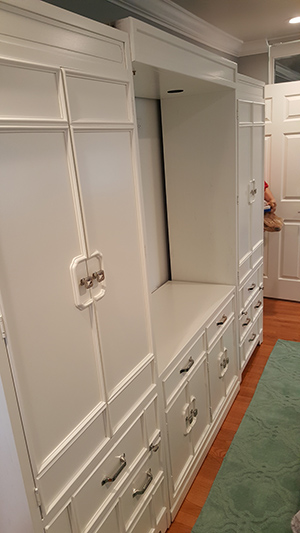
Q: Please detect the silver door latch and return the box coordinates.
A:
[80,276,94,289]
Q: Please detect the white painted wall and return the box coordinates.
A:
[135,98,170,292]
[238,53,268,83]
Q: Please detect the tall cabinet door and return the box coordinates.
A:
[64,71,151,396]
[238,100,264,282]
[0,58,151,521]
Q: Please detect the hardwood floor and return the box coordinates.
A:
[167,297,300,532]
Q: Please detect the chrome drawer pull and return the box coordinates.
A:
[149,432,161,453]
[101,453,126,485]
[132,469,153,497]
[242,317,251,327]
[216,314,227,326]
[249,333,256,342]
[180,356,194,374]
[248,283,256,291]
[254,300,262,309]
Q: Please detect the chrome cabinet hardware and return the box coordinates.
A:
[149,442,160,452]
[132,469,153,497]
[92,269,105,283]
[249,333,257,342]
[254,300,262,309]
[248,283,256,291]
[242,317,251,327]
[219,348,229,378]
[80,276,94,289]
[180,356,194,374]
[216,314,227,326]
[185,407,198,425]
[149,432,161,453]
[101,453,126,485]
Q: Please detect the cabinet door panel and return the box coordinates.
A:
[73,130,150,396]
[0,131,103,471]
[222,320,237,395]
[187,359,210,455]
[207,340,226,420]
[251,125,264,251]
[165,387,192,494]
[238,126,252,264]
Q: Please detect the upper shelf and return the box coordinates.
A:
[115,17,237,99]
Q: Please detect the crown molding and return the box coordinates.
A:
[239,39,269,57]
[108,0,243,57]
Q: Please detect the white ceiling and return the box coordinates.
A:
[171,0,300,44]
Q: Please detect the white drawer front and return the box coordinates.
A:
[73,417,145,532]
[45,506,72,533]
[162,333,205,407]
[251,295,263,321]
[120,452,162,531]
[239,308,252,341]
[240,316,261,370]
[239,266,263,312]
[206,296,235,349]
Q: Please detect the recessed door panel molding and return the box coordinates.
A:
[265,97,273,123]
[283,134,300,199]
[72,129,151,396]
[0,59,65,121]
[279,222,300,280]
[285,93,300,120]
[0,130,105,475]
[64,72,131,124]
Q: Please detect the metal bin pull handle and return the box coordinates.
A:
[101,453,126,485]
[249,333,257,342]
[132,469,153,497]
[180,356,194,374]
[216,314,227,326]
[248,283,256,291]
[242,317,251,327]
[254,300,262,309]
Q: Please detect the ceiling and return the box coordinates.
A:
[171,0,300,44]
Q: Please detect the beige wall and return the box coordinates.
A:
[238,53,268,84]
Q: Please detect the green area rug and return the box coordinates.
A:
[192,339,300,533]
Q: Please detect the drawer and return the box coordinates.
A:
[120,451,162,530]
[240,313,262,370]
[127,475,167,533]
[45,506,72,533]
[162,333,205,407]
[206,296,235,349]
[238,307,252,341]
[88,502,120,533]
[73,416,145,532]
[239,266,262,312]
[251,295,263,321]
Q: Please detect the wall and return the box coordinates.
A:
[135,98,170,293]
[238,53,268,84]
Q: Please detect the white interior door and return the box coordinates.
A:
[264,81,300,301]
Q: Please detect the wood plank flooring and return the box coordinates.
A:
[167,297,300,532]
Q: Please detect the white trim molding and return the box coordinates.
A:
[108,0,243,57]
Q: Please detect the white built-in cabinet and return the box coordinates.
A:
[237,74,265,371]
[0,4,264,533]
[0,3,166,533]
